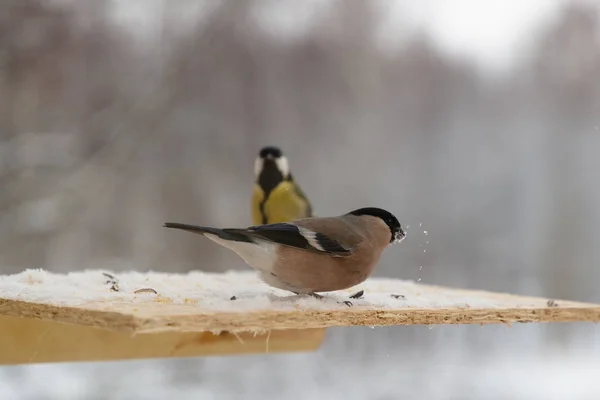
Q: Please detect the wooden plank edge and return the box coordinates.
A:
[131,306,600,333]
[0,315,327,365]
[2,298,599,334]
[0,298,137,332]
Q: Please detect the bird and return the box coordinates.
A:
[164,207,405,305]
[252,146,313,226]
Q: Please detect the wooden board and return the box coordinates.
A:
[1,271,599,365]
[0,314,325,365]
[1,282,599,334]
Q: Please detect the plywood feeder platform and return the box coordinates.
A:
[0,269,598,365]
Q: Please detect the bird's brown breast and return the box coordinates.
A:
[272,244,381,293]
[271,215,391,293]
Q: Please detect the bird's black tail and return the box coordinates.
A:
[163,223,255,243]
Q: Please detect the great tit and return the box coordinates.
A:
[164,207,405,304]
[252,146,313,225]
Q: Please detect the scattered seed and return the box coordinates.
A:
[134,288,158,295]
[349,290,364,299]
[391,294,405,299]
[103,272,119,292]
[230,296,237,301]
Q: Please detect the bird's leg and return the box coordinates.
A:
[292,291,325,299]
[290,291,323,299]
[292,291,350,306]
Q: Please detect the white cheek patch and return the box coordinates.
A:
[275,156,290,177]
[254,158,263,177]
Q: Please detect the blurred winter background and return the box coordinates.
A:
[1,0,600,398]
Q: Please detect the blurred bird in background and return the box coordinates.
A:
[165,207,405,305]
[251,146,313,225]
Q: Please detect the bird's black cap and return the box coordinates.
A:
[348,207,405,243]
[259,146,283,159]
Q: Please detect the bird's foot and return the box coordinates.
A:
[290,291,324,299]
[292,291,349,305]
[349,290,364,299]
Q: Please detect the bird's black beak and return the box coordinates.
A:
[393,228,406,244]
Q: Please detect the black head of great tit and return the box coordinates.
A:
[252,146,313,225]
[164,207,405,303]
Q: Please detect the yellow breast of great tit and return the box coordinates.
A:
[252,146,313,225]
[252,180,312,225]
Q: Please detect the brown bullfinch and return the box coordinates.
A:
[164,207,405,304]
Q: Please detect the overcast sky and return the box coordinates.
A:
[387,0,567,72]
[109,0,593,74]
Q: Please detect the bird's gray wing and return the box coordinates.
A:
[235,223,353,256]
